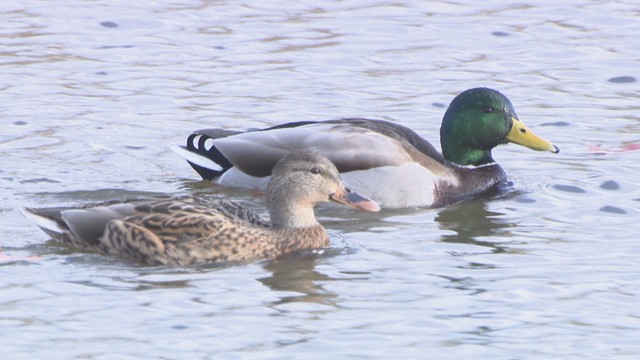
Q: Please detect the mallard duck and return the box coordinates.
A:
[174,87,559,209]
[21,152,380,265]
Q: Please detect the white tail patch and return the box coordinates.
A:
[169,145,224,172]
[20,208,64,233]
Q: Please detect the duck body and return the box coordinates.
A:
[23,152,379,265]
[208,121,506,208]
[175,88,558,209]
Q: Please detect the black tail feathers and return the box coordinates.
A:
[185,132,235,180]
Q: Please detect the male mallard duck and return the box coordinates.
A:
[174,88,559,209]
[21,152,380,265]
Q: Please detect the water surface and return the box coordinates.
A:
[1,0,639,358]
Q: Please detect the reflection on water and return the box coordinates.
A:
[259,256,338,308]
[435,199,519,254]
[71,276,192,292]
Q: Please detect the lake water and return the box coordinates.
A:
[1,0,639,358]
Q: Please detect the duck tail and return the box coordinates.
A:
[172,129,241,180]
[20,207,77,245]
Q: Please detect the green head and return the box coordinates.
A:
[439,88,559,166]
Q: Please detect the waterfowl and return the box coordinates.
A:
[174,87,559,209]
[21,152,380,265]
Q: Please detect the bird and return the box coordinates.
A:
[21,152,380,266]
[173,87,559,209]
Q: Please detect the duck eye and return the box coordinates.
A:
[310,167,321,175]
[482,107,494,113]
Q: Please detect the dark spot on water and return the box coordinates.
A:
[432,102,446,108]
[553,184,586,193]
[491,31,509,37]
[515,197,536,204]
[541,121,570,127]
[339,270,370,275]
[213,45,226,50]
[13,120,27,125]
[97,45,134,49]
[465,262,497,269]
[599,180,620,191]
[124,146,146,150]
[599,205,626,214]
[607,76,636,84]
[19,178,61,184]
[100,21,118,28]
[276,339,308,346]
[171,325,188,330]
[96,71,108,75]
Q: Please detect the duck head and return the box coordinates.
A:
[267,152,380,228]
[440,88,559,167]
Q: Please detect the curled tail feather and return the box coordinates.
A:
[174,129,242,180]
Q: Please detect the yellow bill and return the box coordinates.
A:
[507,117,559,153]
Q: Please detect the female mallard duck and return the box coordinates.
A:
[21,152,380,266]
[174,87,559,209]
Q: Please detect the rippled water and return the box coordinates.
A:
[2,0,639,358]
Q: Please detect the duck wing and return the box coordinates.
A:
[269,118,446,164]
[180,118,449,179]
[22,197,269,252]
[100,198,273,265]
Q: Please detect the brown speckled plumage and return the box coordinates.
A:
[22,152,379,265]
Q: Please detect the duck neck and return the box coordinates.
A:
[272,225,329,255]
[267,199,329,254]
[442,144,495,167]
[268,202,319,230]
